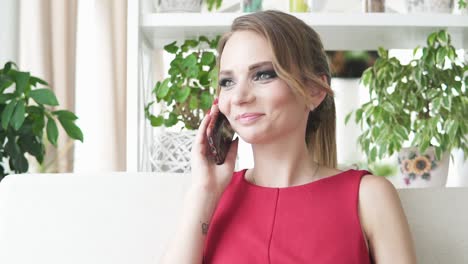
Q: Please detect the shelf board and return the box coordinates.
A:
[141,12,468,50]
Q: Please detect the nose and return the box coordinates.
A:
[231,77,254,105]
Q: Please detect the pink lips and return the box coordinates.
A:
[236,113,264,124]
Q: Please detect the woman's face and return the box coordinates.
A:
[217,30,310,145]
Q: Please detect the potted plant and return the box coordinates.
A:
[206,0,223,11]
[155,0,223,12]
[0,62,83,181]
[144,35,220,172]
[345,29,467,187]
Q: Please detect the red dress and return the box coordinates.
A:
[203,169,372,264]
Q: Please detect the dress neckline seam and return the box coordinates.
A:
[239,168,355,190]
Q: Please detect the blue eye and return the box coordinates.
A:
[219,78,234,88]
[254,70,277,81]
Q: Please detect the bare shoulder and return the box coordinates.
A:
[359,174,399,202]
[358,174,417,263]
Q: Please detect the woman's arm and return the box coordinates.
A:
[159,185,221,264]
[159,104,238,263]
[359,174,418,264]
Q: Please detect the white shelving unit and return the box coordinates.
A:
[127,0,468,171]
[141,12,468,50]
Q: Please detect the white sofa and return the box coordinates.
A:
[0,172,467,264]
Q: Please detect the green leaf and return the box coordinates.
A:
[164,113,178,127]
[436,47,447,66]
[58,117,83,142]
[0,93,16,103]
[156,79,170,100]
[29,89,59,106]
[182,54,197,68]
[174,86,191,103]
[52,110,78,120]
[435,146,443,161]
[0,75,14,93]
[150,115,164,127]
[200,91,213,110]
[32,115,45,136]
[187,66,200,79]
[11,100,25,131]
[394,125,408,142]
[29,76,48,86]
[199,36,210,44]
[209,68,219,89]
[1,100,17,129]
[5,138,29,173]
[152,81,161,94]
[419,139,430,154]
[381,101,395,113]
[163,41,178,54]
[442,96,451,110]
[18,135,44,161]
[412,45,421,57]
[199,71,210,86]
[14,71,30,95]
[181,39,199,52]
[210,35,221,49]
[46,117,58,146]
[427,31,437,47]
[377,47,388,59]
[447,121,458,141]
[344,111,353,125]
[369,147,377,163]
[355,108,364,123]
[437,30,448,44]
[432,97,442,111]
[201,52,215,66]
[189,96,199,110]
[3,61,17,73]
[361,68,372,86]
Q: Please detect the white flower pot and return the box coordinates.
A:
[149,129,240,173]
[149,130,197,173]
[333,78,368,166]
[154,0,203,12]
[407,0,454,13]
[396,146,450,188]
[451,148,468,186]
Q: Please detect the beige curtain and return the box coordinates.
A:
[73,0,127,172]
[19,0,77,172]
[18,0,127,172]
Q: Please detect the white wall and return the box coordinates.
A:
[0,0,18,64]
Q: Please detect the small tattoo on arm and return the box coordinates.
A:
[202,222,209,235]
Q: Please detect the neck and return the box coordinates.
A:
[249,140,320,188]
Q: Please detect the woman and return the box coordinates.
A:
[160,10,417,264]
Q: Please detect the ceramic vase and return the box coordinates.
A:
[397,146,450,188]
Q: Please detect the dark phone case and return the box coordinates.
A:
[207,113,235,165]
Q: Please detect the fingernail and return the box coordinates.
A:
[213,98,218,105]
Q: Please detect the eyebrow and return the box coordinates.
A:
[219,61,273,76]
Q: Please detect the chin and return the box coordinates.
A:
[236,130,269,145]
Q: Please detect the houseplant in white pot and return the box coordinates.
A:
[0,62,83,181]
[155,0,224,12]
[145,35,220,173]
[346,29,467,188]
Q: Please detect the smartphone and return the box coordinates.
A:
[206,110,235,165]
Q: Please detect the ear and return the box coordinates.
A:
[307,75,328,111]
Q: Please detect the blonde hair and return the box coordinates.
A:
[216,10,337,168]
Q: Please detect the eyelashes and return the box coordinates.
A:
[218,70,278,89]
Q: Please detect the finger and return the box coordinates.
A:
[225,137,239,164]
[195,114,211,146]
[206,104,219,137]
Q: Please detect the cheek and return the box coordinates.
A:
[217,96,230,117]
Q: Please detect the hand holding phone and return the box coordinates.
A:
[206,102,235,165]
